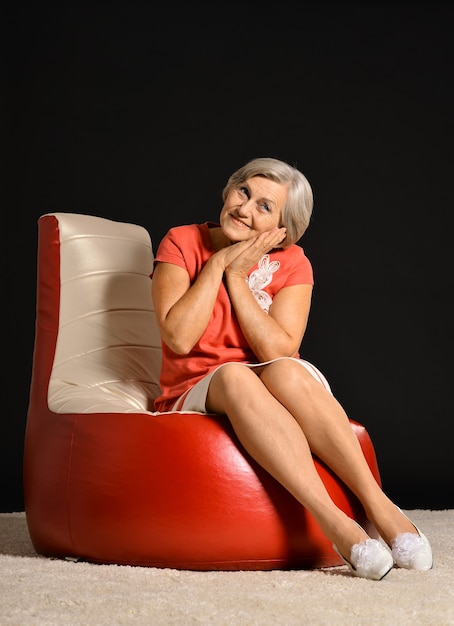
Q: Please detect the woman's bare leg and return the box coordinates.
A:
[206,363,372,559]
[257,359,417,545]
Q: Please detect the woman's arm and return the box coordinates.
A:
[152,236,259,354]
[221,229,312,361]
[152,227,311,359]
[226,272,312,361]
[151,256,224,354]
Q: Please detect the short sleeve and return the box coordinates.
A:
[276,245,314,287]
[153,227,188,272]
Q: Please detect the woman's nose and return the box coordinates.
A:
[237,199,254,216]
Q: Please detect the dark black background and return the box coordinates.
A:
[3,2,452,512]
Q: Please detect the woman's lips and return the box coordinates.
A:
[230,214,250,228]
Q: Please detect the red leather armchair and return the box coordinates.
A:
[24,212,382,570]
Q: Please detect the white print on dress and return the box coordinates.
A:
[247,254,280,313]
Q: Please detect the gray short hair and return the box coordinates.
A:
[222,157,313,247]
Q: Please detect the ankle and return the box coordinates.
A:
[333,519,369,560]
[366,501,417,545]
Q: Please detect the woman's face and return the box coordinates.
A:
[219,176,287,243]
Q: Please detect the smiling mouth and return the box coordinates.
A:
[230,214,250,228]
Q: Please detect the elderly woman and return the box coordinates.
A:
[151,157,432,580]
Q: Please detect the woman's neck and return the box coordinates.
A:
[208,226,232,251]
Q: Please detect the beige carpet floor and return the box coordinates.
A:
[1,510,453,625]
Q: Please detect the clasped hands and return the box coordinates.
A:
[218,227,287,278]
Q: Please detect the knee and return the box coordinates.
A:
[209,363,260,412]
[214,363,256,389]
[261,359,317,394]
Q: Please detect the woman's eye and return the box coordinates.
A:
[260,203,270,212]
[238,186,249,198]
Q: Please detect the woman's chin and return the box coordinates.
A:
[222,226,253,243]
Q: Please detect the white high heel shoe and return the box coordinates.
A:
[333,524,394,581]
[391,508,433,571]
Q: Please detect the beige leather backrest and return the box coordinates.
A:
[47,213,161,414]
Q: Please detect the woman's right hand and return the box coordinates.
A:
[217,227,287,278]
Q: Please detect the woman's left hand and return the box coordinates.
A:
[225,227,286,278]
